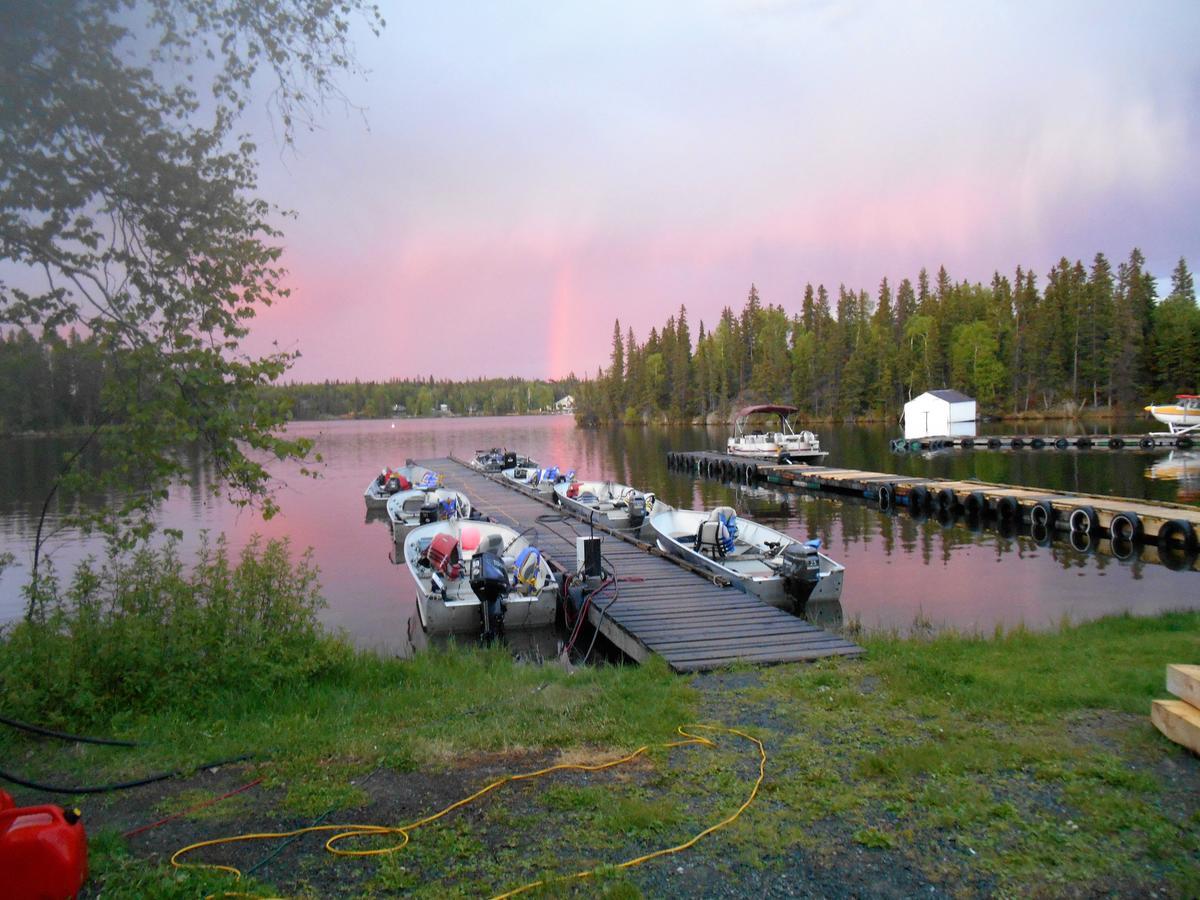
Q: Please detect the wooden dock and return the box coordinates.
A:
[667,451,1200,558]
[889,432,1192,452]
[423,457,864,673]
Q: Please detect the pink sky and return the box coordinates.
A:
[240,0,1200,382]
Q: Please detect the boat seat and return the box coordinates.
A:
[480,533,504,555]
[695,520,726,558]
[402,494,426,514]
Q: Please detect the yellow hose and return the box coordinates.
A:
[171,723,766,899]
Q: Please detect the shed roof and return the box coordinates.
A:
[923,389,974,404]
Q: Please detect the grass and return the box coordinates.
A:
[3,611,1198,897]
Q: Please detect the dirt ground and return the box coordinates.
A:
[34,669,1200,898]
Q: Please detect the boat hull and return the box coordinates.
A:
[387,489,472,551]
[404,520,557,635]
[552,481,647,530]
[364,465,440,510]
[725,445,829,463]
[648,508,844,611]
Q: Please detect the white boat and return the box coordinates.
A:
[501,465,573,494]
[471,448,537,472]
[386,488,472,549]
[1145,395,1200,434]
[403,519,557,637]
[727,404,827,463]
[364,464,441,510]
[552,480,652,530]
[647,506,844,612]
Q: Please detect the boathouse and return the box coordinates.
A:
[903,389,976,439]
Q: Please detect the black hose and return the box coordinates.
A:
[0,755,254,795]
[0,713,138,747]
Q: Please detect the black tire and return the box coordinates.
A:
[960,438,973,449]
[997,496,1020,521]
[1054,438,1069,449]
[1139,436,1155,449]
[1177,436,1194,450]
[909,440,923,452]
[1031,437,1045,450]
[1157,518,1197,551]
[1068,505,1099,536]
[1030,500,1056,529]
[1109,437,1125,450]
[1011,438,1025,449]
[747,464,758,481]
[877,483,895,512]
[1031,522,1052,546]
[936,487,957,512]
[964,490,987,516]
[987,437,1002,449]
[909,484,930,513]
[1109,510,1143,543]
[1076,437,1093,448]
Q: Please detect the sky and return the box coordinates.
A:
[239,0,1200,382]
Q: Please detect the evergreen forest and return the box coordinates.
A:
[3,249,1197,434]
[574,249,1200,424]
[0,327,576,433]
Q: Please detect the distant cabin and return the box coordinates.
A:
[554,394,576,413]
[902,390,977,440]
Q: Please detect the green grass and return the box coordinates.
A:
[4,611,1198,897]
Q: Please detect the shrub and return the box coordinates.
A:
[0,535,348,726]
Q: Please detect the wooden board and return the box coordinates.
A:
[1151,699,1200,754]
[1166,664,1200,709]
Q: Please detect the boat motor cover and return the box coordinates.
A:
[418,505,438,525]
[779,542,820,579]
[628,495,647,525]
[469,552,509,600]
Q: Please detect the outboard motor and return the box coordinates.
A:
[502,451,517,470]
[385,476,402,494]
[469,551,509,641]
[627,494,647,528]
[419,504,438,525]
[778,541,821,611]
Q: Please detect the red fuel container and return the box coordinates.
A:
[0,790,87,900]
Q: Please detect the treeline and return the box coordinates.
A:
[0,331,578,432]
[576,249,1200,424]
[269,376,579,419]
[0,329,106,432]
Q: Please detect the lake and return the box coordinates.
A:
[1,415,1198,653]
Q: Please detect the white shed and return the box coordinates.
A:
[902,390,977,440]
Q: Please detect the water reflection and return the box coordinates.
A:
[0,417,1197,643]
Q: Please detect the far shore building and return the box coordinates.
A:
[902,390,977,439]
[554,394,576,414]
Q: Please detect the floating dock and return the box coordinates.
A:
[667,451,1200,557]
[423,457,863,672]
[890,432,1192,452]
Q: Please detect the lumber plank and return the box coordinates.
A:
[1151,699,1200,754]
[1166,664,1200,709]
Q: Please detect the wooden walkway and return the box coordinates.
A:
[667,451,1200,564]
[890,432,1192,452]
[424,457,864,673]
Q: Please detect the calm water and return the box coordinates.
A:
[1,416,1197,651]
